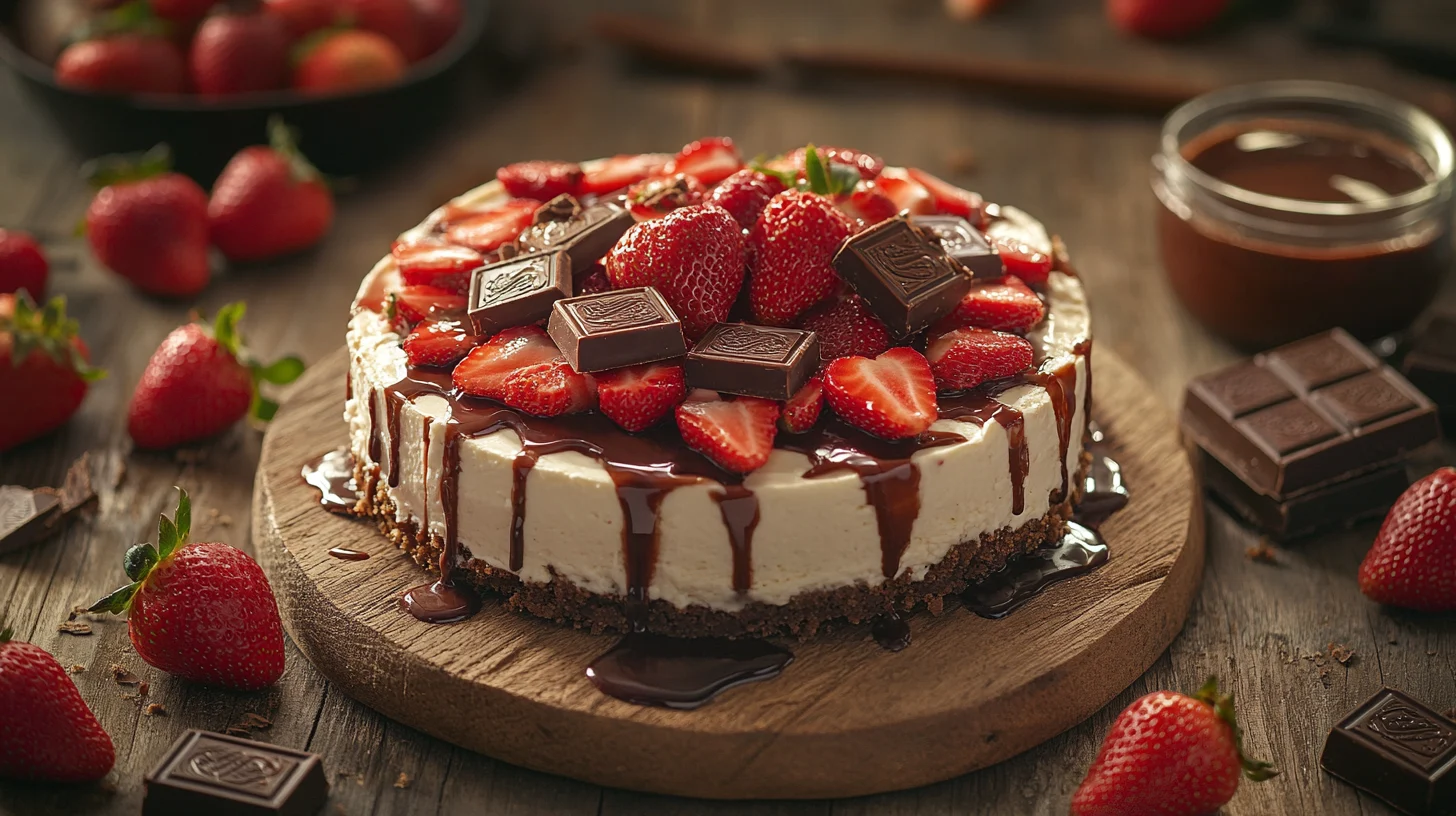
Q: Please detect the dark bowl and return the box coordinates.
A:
[0,0,490,182]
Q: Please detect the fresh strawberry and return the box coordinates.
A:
[502,359,596,417]
[412,0,463,57]
[263,0,339,38]
[626,174,706,221]
[209,118,334,262]
[443,198,537,252]
[874,167,936,215]
[1359,467,1456,611]
[0,628,115,782]
[393,284,465,323]
[189,10,292,96]
[706,168,786,230]
[770,146,884,180]
[577,154,668,196]
[799,292,891,365]
[55,34,186,95]
[676,394,780,473]
[780,377,823,433]
[392,240,482,294]
[293,29,408,93]
[748,189,854,325]
[944,0,1006,19]
[906,168,984,222]
[0,229,48,299]
[451,325,561,400]
[990,234,1053,286]
[1106,0,1231,40]
[85,147,212,297]
[0,294,103,452]
[664,137,743,187]
[925,327,1033,391]
[402,320,480,368]
[576,263,612,295]
[127,303,304,449]
[605,204,746,339]
[337,0,425,61]
[938,275,1045,333]
[597,363,686,432]
[151,0,216,22]
[822,347,937,439]
[839,180,899,226]
[91,489,286,690]
[497,160,583,201]
[1072,678,1276,816]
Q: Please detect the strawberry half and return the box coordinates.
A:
[822,347,937,439]
[838,180,899,226]
[906,167,985,223]
[402,320,481,368]
[926,327,1034,391]
[597,362,687,432]
[497,160,583,201]
[393,285,467,324]
[451,325,561,401]
[939,274,1045,333]
[1359,467,1456,611]
[874,167,936,215]
[605,204,746,339]
[578,154,668,196]
[392,240,483,295]
[780,377,824,433]
[990,235,1053,286]
[799,292,892,366]
[626,173,706,221]
[443,198,537,252]
[676,394,781,473]
[502,359,596,417]
[664,137,743,186]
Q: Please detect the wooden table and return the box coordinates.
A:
[2,1,1453,813]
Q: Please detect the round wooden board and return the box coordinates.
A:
[253,347,1203,800]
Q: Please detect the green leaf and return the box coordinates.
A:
[251,394,281,423]
[88,583,137,615]
[803,144,830,196]
[82,144,173,190]
[211,302,247,359]
[826,162,860,196]
[0,627,11,644]
[254,356,305,386]
[173,487,191,548]
[746,156,797,188]
[157,513,179,560]
[269,116,325,185]
[0,293,107,381]
[123,543,158,582]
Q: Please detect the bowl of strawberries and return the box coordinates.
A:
[0,0,488,180]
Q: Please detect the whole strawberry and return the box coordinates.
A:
[293,29,409,94]
[263,0,338,38]
[1072,678,1276,816]
[748,147,857,325]
[412,0,463,57]
[151,0,217,22]
[1107,0,1230,40]
[0,294,104,452]
[0,229,49,298]
[210,118,334,262]
[55,34,187,95]
[605,204,746,340]
[338,0,425,62]
[91,489,286,690]
[0,628,115,782]
[85,146,212,297]
[707,168,786,230]
[189,9,292,96]
[1359,467,1456,611]
[127,303,304,449]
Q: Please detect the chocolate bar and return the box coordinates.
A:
[0,485,61,554]
[143,730,328,816]
[1182,329,1439,499]
[1197,450,1409,540]
[911,215,1004,279]
[547,287,687,373]
[1403,311,1456,419]
[515,199,633,274]
[685,323,820,400]
[1320,688,1456,815]
[832,215,972,336]
[466,252,571,335]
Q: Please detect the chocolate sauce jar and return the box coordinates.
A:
[1153,81,1454,350]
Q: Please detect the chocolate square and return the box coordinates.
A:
[1316,371,1420,428]
[0,485,61,554]
[144,730,328,816]
[1321,688,1456,815]
[466,252,571,335]
[685,323,820,400]
[1198,450,1409,540]
[1237,401,1340,456]
[833,216,973,336]
[1188,365,1295,421]
[1265,330,1373,390]
[911,215,1004,279]
[515,200,633,274]
[547,287,687,372]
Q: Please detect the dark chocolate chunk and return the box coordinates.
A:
[832,215,973,336]
[1182,329,1438,498]
[1404,311,1456,418]
[0,486,62,554]
[466,252,571,335]
[685,323,820,400]
[911,215,1004,279]
[533,193,582,224]
[1198,450,1409,540]
[547,286,687,372]
[144,729,328,816]
[515,200,633,274]
[1320,688,1456,815]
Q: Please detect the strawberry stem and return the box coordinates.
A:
[90,487,192,616]
[1,292,106,381]
[199,302,306,423]
[267,116,325,186]
[801,144,860,197]
[82,144,173,190]
[1194,676,1280,782]
[68,0,171,46]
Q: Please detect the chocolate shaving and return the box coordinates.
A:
[57,452,96,514]
[145,702,167,717]
[109,664,141,685]
[394,772,412,789]
[67,664,85,674]
[1245,542,1279,564]
[1327,642,1357,665]
[57,621,92,636]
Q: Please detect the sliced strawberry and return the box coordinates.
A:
[821,347,937,439]
[780,377,823,433]
[451,325,561,400]
[676,395,780,473]
[394,285,466,324]
[990,235,1053,286]
[771,146,885,180]
[664,137,743,187]
[497,160,583,201]
[906,168,985,223]
[800,292,892,365]
[502,359,596,417]
[626,173,706,221]
[392,240,483,295]
[597,362,686,432]
[402,320,481,368]
[925,327,1034,391]
[938,275,1046,333]
[838,180,899,226]
[443,199,538,252]
[706,168,786,230]
[872,168,935,215]
[578,154,668,196]
[576,263,613,295]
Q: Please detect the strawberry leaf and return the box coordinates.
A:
[202,303,306,426]
[211,302,246,359]
[123,543,158,582]
[268,116,325,186]
[801,144,857,197]
[82,144,173,190]
[173,487,191,546]
[1,292,107,381]
[88,583,138,615]
[1194,676,1280,783]
[254,356,306,386]
[252,395,281,423]
[803,144,830,195]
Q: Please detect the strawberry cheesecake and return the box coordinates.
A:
[344,138,1092,637]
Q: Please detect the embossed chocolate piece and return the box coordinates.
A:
[685,323,820,399]
[832,215,973,336]
[466,252,571,335]
[144,729,328,816]
[911,214,1004,279]
[515,200,633,273]
[0,485,61,554]
[1321,688,1456,815]
[547,286,687,372]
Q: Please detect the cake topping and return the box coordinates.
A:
[532,193,582,224]
[684,323,820,400]
[496,160,584,201]
[926,328,1036,392]
[675,392,781,473]
[465,251,572,335]
[821,347,938,440]
[748,185,855,326]
[548,287,688,373]
[515,199,634,274]
[912,214,1003,279]
[832,215,972,336]
[604,204,747,339]
[934,275,1045,334]
[442,198,537,252]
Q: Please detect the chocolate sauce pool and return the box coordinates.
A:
[301,449,364,514]
[585,633,794,710]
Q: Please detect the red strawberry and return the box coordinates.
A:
[91,489,286,690]
[799,292,891,365]
[189,10,291,96]
[412,0,463,57]
[626,173,706,221]
[990,234,1053,286]
[822,347,937,439]
[402,320,480,368]
[748,189,854,325]
[1071,678,1276,816]
[906,168,984,222]
[209,118,334,262]
[1359,467,1456,611]
[944,0,1007,19]
[127,303,304,449]
[676,394,780,473]
[874,167,936,215]
[577,154,668,197]
[392,240,481,293]
[780,377,823,433]
[1106,0,1230,40]
[664,137,743,187]
[706,168,786,230]
[55,35,186,95]
[925,327,1033,391]
[502,359,596,417]
[605,204,746,340]
[838,180,899,226]
[444,198,537,252]
[497,160,584,201]
[0,229,48,299]
[938,275,1045,333]
[771,146,885,180]
[263,0,339,38]
[451,325,561,400]
[0,294,103,452]
[151,0,216,22]
[597,363,686,432]
[85,147,211,298]
[393,284,466,323]
[293,29,408,93]
[338,0,425,61]
[0,628,115,782]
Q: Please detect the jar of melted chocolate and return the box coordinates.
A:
[1153,81,1454,350]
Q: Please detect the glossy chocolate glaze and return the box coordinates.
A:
[327,547,371,561]
[585,632,794,709]
[301,449,363,515]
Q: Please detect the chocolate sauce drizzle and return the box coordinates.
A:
[871,612,912,652]
[585,632,794,710]
[328,547,371,561]
[301,449,363,515]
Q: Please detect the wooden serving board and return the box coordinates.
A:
[252,347,1203,800]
